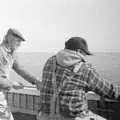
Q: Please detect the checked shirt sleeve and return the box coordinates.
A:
[86,64,118,99]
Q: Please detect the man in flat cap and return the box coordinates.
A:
[0,28,40,120]
[40,36,119,120]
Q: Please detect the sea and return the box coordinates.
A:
[9,52,120,94]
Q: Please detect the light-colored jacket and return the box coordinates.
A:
[0,44,38,120]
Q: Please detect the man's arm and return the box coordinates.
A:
[0,77,24,90]
[86,64,118,99]
[12,59,41,86]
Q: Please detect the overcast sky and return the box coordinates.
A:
[0,0,120,52]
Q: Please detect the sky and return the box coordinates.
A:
[0,0,120,52]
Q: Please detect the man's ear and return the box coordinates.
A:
[5,34,11,42]
[2,34,10,45]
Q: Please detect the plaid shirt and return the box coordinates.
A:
[40,55,117,117]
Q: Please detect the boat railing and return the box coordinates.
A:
[5,84,120,120]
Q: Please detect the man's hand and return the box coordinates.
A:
[117,95,120,101]
[12,82,24,90]
[35,80,41,90]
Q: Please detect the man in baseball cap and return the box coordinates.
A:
[40,36,118,120]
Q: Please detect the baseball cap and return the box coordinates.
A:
[65,37,92,55]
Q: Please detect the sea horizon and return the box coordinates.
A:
[10,51,120,94]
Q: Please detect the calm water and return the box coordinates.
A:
[10,52,120,86]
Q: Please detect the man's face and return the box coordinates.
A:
[77,49,86,56]
[77,49,87,62]
[7,34,22,51]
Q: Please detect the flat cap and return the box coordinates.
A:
[7,28,25,41]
